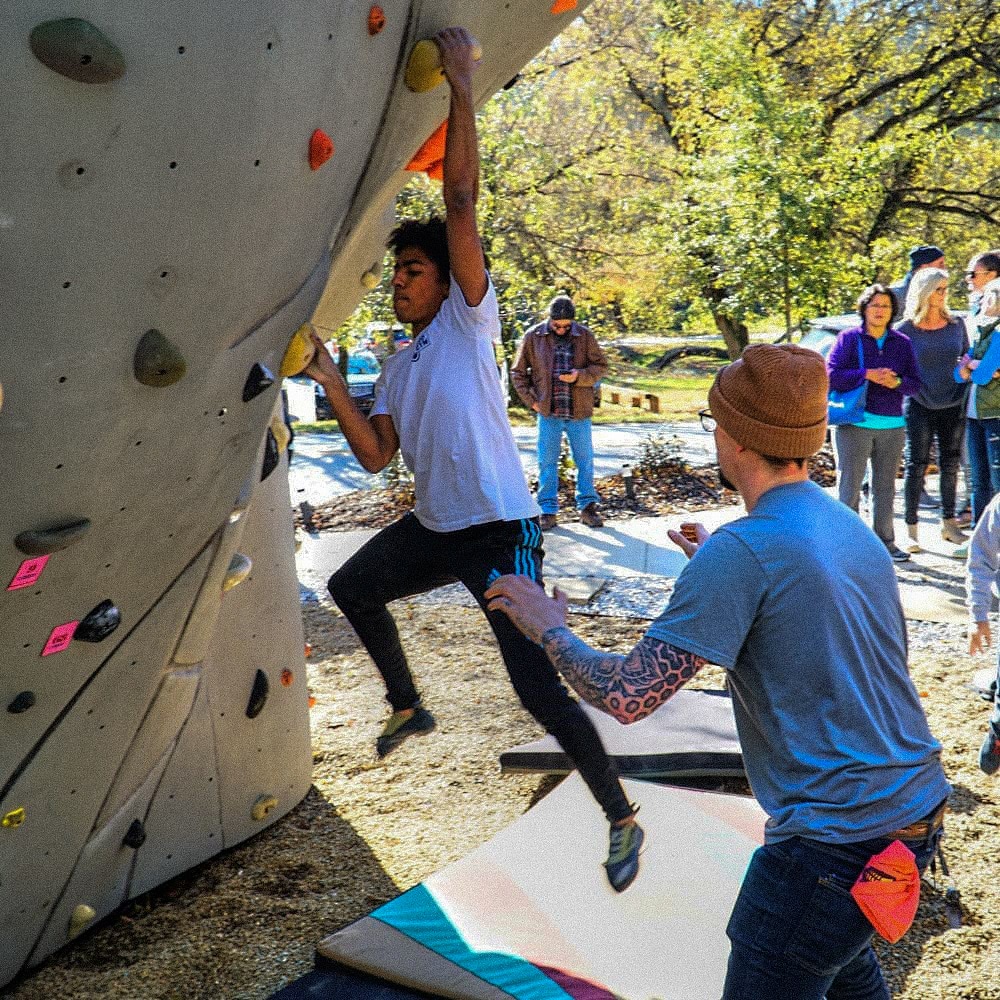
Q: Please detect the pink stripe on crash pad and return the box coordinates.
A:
[536,965,619,1000]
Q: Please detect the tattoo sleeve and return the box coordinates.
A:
[540,628,707,725]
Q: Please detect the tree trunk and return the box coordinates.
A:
[711,311,749,360]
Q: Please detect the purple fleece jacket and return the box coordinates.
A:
[826,326,921,417]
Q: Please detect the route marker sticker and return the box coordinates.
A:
[8,555,50,590]
[42,621,78,656]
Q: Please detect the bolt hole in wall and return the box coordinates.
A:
[62,281,71,289]
[58,376,66,383]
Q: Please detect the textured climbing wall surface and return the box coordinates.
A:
[0,0,588,986]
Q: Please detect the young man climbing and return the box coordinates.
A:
[302,27,642,892]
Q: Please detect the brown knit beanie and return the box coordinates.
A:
[708,344,828,458]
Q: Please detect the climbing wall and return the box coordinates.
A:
[0,0,588,986]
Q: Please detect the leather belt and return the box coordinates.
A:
[886,800,947,841]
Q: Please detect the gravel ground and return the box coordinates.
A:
[5,588,998,1000]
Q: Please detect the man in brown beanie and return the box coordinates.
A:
[485,344,950,999]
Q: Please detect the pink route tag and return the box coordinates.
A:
[7,556,50,591]
[42,621,78,656]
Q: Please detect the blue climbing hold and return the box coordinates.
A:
[75,599,121,642]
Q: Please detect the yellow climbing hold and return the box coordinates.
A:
[68,903,97,939]
[404,37,482,93]
[271,415,292,454]
[279,323,317,377]
[2,807,26,829]
[360,265,381,290]
[222,553,252,593]
[251,794,279,821]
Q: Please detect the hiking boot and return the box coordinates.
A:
[979,726,1000,776]
[375,705,436,758]
[539,513,558,531]
[605,816,644,892]
[952,543,969,561]
[941,518,967,544]
[886,543,910,563]
[580,503,604,528]
[906,523,921,554]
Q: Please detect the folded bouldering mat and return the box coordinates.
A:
[500,689,744,780]
[286,774,765,1000]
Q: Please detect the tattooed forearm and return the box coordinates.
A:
[541,628,706,724]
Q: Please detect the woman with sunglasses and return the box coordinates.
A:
[897,269,969,551]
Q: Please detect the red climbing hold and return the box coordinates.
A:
[280,668,294,687]
[406,121,447,180]
[309,129,334,170]
[368,6,386,35]
[550,0,578,13]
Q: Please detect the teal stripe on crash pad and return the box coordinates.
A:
[373,884,575,1000]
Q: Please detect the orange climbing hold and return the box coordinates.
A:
[309,129,334,170]
[550,0,578,13]
[368,6,386,35]
[281,668,294,687]
[406,121,447,180]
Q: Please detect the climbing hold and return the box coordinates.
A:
[68,904,97,940]
[8,691,36,714]
[360,264,381,290]
[74,599,121,642]
[122,819,146,849]
[242,362,275,403]
[404,37,482,93]
[260,428,280,481]
[251,794,279,822]
[0,382,4,411]
[29,18,125,84]
[309,129,334,170]
[308,694,317,708]
[271,415,292,454]
[222,553,252,593]
[246,669,270,719]
[280,668,294,686]
[133,329,186,387]
[367,6,386,35]
[15,518,90,555]
[550,0,578,12]
[2,808,26,829]
[406,121,447,179]
[279,323,317,377]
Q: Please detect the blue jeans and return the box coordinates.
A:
[966,417,1000,524]
[723,824,943,1000]
[536,414,598,513]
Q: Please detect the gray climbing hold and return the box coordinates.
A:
[68,903,97,939]
[15,518,91,555]
[122,819,146,850]
[222,553,252,593]
[260,428,279,481]
[30,19,125,85]
[246,669,269,719]
[133,329,186,387]
[75,599,121,642]
[242,363,275,402]
[7,692,36,714]
[251,795,278,822]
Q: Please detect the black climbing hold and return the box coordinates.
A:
[242,363,275,403]
[74,599,121,642]
[7,691,36,714]
[133,329,186,387]
[246,669,270,719]
[30,19,126,84]
[122,819,146,849]
[260,428,279,481]
[15,518,91,555]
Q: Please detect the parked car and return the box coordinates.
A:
[315,350,381,418]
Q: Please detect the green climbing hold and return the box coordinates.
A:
[8,692,36,714]
[133,329,186,387]
[75,599,121,642]
[246,669,269,719]
[30,19,125,85]
[15,518,91,555]
[68,903,97,939]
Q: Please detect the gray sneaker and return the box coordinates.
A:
[605,817,644,892]
[980,726,1000,775]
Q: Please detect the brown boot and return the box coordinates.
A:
[941,518,967,544]
[539,513,558,531]
[580,503,604,528]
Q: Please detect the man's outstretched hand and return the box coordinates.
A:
[486,574,568,646]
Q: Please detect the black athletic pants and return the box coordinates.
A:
[328,512,633,824]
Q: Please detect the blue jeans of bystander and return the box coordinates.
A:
[537,414,598,514]
[722,824,942,1000]
[966,416,1000,524]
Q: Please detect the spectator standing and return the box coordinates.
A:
[511,295,607,530]
[897,268,969,550]
[890,244,946,321]
[486,344,950,999]
[302,28,642,892]
[827,285,921,561]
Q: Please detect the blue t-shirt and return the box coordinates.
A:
[647,480,950,843]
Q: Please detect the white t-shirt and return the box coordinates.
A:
[370,275,540,532]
